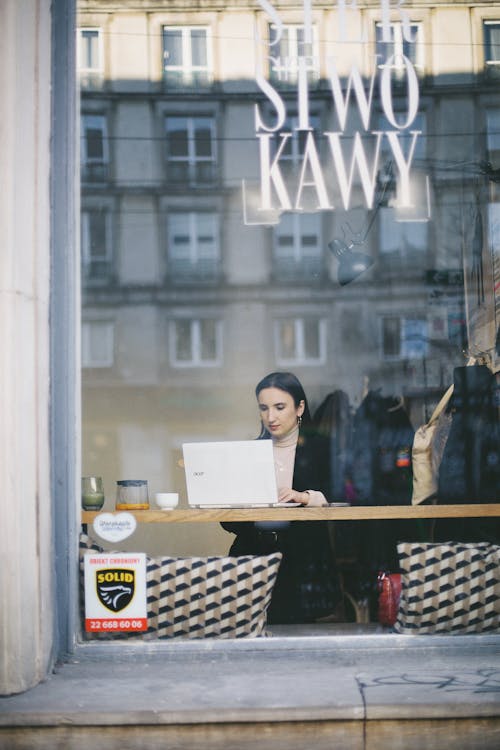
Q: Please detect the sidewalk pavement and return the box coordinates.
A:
[1,628,499,729]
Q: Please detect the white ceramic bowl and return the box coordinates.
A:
[155,492,179,510]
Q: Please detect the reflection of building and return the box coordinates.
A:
[78,2,499,532]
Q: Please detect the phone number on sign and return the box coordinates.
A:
[86,618,147,632]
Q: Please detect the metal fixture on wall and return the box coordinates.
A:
[328,162,394,286]
[328,237,374,286]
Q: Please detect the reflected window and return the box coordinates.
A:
[487,109,500,164]
[81,209,113,283]
[275,317,326,365]
[488,201,500,253]
[81,114,109,180]
[82,321,114,368]
[167,212,221,282]
[273,213,322,280]
[165,116,216,184]
[170,319,222,367]
[268,24,319,84]
[274,113,321,169]
[163,27,212,87]
[77,28,103,86]
[484,21,500,65]
[376,21,424,74]
[378,112,426,165]
[379,207,428,264]
[381,315,428,360]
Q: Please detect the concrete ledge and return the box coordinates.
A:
[0,631,499,727]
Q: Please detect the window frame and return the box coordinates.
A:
[268,23,320,84]
[81,207,113,283]
[162,25,213,87]
[80,113,109,179]
[272,212,323,280]
[483,20,500,65]
[380,314,429,361]
[378,205,429,262]
[273,112,321,166]
[81,320,115,368]
[77,27,104,78]
[63,0,500,668]
[169,317,223,368]
[167,211,221,281]
[375,20,424,73]
[486,108,500,158]
[165,115,217,185]
[274,316,327,366]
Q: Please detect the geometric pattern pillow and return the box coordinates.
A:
[79,534,282,639]
[147,554,282,639]
[395,542,500,634]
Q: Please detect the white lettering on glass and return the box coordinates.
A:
[258,133,292,210]
[327,60,377,131]
[245,0,427,219]
[295,132,333,210]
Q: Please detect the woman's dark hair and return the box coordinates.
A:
[255,371,312,437]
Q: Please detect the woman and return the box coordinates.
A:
[221,371,338,624]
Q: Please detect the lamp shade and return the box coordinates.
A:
[328,239,374,286]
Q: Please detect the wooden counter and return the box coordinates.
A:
[81,503,500,524]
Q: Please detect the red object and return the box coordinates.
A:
[377,571,402,626]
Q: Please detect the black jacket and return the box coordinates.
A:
[221,432,337,624]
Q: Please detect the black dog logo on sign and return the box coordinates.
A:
[96,568,135,612]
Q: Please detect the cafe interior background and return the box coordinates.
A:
[78,0,499,576]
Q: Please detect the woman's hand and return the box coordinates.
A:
[278,488,310,505]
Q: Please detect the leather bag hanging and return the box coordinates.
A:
[411,385,454,505]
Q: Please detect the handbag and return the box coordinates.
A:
[377,571,402,626]
[411,385,453,505]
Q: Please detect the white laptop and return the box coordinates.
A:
[182,440,279,508]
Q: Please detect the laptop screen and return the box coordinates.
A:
[182,440,279,507]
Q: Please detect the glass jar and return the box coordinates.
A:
[115,480,149,510]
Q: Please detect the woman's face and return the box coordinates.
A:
[257,387,304,438]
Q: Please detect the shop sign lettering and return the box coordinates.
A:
[244,0,425,221]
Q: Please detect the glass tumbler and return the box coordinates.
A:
[81,476,105,510]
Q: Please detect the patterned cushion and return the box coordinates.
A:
[148,554,282,639]
[395,542,500,634]
[79,535,282,639]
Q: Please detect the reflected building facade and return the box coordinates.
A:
[78,1,499,554]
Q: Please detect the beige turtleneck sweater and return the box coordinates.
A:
[272,426,327,506]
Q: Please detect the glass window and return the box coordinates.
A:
[78,28,102,72]
[275,317,326,365]
[487,109,500,159]
[82,321,114,368]
[81,114,108,180]
[163,27,211,87]
[376,22,423,73]
[487,202,500,277]
[81,209,112,282]
[273,213,322,279]
[170,318,222,366]
[379,206,428,263]
[484,21,500,64]
[381,315,428,360]
[167,212,220,281]
[268,24,319,83]
[378,112,427,164]
[77,0,500,638]
[275,113,321,164]
[165,116,216,183]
